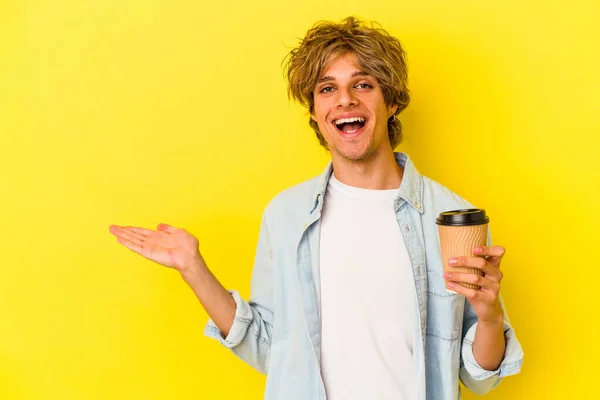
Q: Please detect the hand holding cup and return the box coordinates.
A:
[436,209,505,323]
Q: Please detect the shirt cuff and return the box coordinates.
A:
[204,290,253,348]
[462,320,524,380]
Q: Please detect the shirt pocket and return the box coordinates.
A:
[426,272,463,341]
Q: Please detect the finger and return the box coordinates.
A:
[126,226,154,237]
[445,271,498,289]
[114,227,146,247]
[157,223,178,233]
[448,257,503,281]
[473,246,505,267]
[473,245,506,258]
[448,281,498,301]
[109,225,124,236]
[117,236,144,255]
[447,281,484,300]
[109,225,152,239]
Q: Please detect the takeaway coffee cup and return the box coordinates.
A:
[436,209,489,294]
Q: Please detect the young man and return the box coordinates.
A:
[110,17,523,400]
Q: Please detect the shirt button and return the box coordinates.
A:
[415,203,422,209]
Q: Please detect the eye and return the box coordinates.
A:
[355,82,373,89]
[319,86,335,93]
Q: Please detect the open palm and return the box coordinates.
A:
[109,223,201,272]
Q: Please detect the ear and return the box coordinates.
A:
[388,104,398,118]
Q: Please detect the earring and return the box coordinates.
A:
[389,115,396,123]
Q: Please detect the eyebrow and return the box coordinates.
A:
[317,71,370,83]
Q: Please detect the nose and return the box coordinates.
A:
[336,86,358,108]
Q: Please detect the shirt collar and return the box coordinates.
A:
[310,152,424,215]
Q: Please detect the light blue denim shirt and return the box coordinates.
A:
[205,152,523,399]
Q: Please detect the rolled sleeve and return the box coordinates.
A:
[460,319,524,394]
[458,228,524,394]
[204,290,253,348]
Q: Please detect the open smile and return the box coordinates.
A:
[332,116,367,137]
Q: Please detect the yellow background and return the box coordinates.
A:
[1,0,598,398]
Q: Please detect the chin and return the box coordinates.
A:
[333,143,375,162]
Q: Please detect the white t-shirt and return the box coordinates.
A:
[319,173,416,400]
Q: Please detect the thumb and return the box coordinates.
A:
[157,223,178,233]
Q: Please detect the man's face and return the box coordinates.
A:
[311,53,397,163]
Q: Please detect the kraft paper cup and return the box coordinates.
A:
[436,209,489,294]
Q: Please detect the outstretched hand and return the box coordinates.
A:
[109,223,202,274]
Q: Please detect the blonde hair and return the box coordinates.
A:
[284,16,410,149]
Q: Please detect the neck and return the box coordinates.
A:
[331,149,403,190]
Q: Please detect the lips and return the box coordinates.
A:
[332,115,368,137]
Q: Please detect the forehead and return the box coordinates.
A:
[320,52,366,77]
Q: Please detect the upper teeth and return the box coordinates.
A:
[334,117,365,125]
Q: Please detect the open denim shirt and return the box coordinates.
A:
[205,152,523,399]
